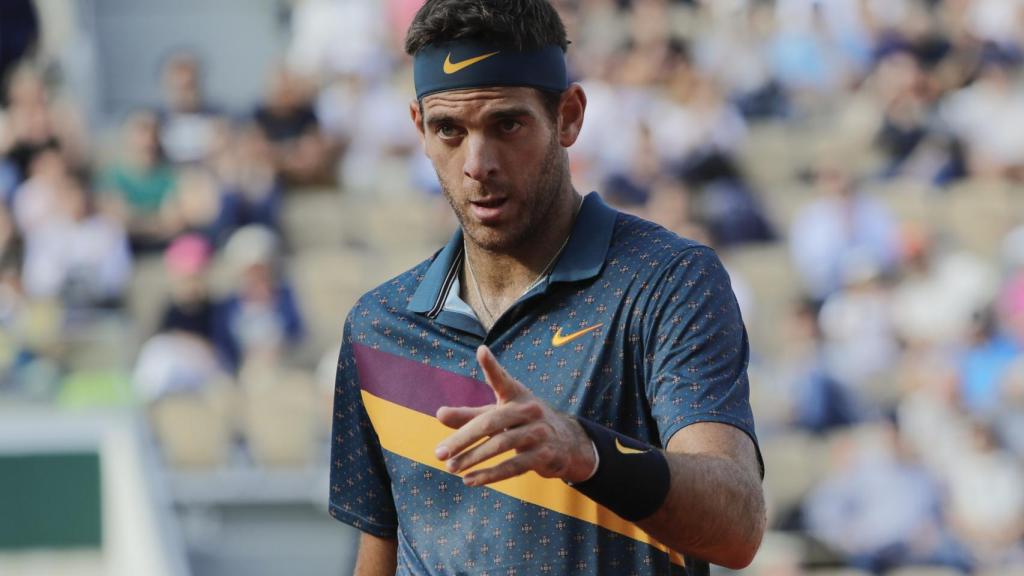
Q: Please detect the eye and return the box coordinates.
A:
[498,119,522,135]
[436,123,461,140]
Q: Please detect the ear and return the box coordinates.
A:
[410,99,426,147]
[556,84,587,148]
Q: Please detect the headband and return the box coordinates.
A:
[413,40,568,100]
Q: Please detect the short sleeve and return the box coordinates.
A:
[328,317,398,537]
[642,247,761,466]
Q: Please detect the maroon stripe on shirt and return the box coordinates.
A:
[353,343,495,417]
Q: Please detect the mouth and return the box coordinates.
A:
[468,197,509,223]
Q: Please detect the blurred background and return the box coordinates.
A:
[1,0,1024,575]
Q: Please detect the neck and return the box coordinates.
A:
[463,190,582,324]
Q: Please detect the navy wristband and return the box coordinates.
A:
[570,418,671,522]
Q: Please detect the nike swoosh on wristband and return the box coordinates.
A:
[443,51,501,74]
[551,323,604,347]
[614,438,649,455]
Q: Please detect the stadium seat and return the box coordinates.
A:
[280,190,348,251]
[720,244,799,359]
[126,255,169,337]
[760,431,829,527]
[870,179,942,229]
[149,389,233,469]
[885,567,964,576]
[240,363,318,468]
[941,180,1018,259]
[808,569,874,576]
[976,569,1024,576]
[288,248,372,353]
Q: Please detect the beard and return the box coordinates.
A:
[438,133,567,254]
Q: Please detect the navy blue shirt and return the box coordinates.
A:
[330,192,759,575]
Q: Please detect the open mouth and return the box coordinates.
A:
[468,197,509,223]
[470,197,507,208]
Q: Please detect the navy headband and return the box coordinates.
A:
[413,40,568,100]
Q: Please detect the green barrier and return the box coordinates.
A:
[0,452,102,549]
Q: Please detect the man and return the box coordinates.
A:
[329,1,765,574]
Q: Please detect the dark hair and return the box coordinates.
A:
[404,0,569,56]
[407,0,567,121]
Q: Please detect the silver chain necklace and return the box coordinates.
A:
[464,195,582,327]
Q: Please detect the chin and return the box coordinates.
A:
[463,225,525,253]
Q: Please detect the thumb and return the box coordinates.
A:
[477,345,524,403]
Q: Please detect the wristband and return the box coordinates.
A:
[570,418,671,522]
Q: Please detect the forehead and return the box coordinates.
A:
[421,86,546,121]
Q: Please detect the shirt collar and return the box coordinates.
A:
[408,191,618,315]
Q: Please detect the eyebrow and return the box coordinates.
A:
[485,106,534,121]
[424,113,459,129]
[424,106,536,128]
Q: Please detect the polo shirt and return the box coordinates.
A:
[329,192,759,575]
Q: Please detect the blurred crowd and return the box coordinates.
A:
[3,0,1024,574]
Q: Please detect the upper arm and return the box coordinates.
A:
[643,247,763,475]
[328,316,399,536]
[643,248,759,444]
[354,533,398,576]
[665,421,762,482]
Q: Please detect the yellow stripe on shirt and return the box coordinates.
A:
[360,390,685,567]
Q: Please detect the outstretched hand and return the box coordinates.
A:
[435,345,596,486]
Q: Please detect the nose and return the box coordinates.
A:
[462,134,498,183]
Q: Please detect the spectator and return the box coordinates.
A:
[157,50,223,165]
[0,255,29,389]
[253,67,331,185]
[99,110,180,253]
[157,234,216,341]
[777,298,864,434]
[770,0,850,96]
[891,227,998,347]
[210,122,283,242]
[133,331,229,402]
[0,65,87,183]
[694,1,788,119]
[996,357,1024,459]
[789,160,902,302]
[959,282,1024,417]
[213,225,304,373]
[135,233,226,403]
[897,348,973,478]
[871,48,940,179]
[0,203,15,268]
[602,121,661,209]
[170,167,222,243]
[804,420,973,573]
[946,420,1024,567]
[0,1,38,94]
[965,0,1024,51]
[21,173,132,309]
[940,48,1024,180]
[10,142,66,236]
[318,71,421,195]
[817,254,900,393]
[286,0,389,81]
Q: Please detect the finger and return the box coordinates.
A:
[462,450,539,486]
[436,405,493,429]
[477,345,526,402]
[434,401,541,460]
[447,423,545,474]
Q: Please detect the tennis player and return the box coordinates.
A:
[329,1,765,574]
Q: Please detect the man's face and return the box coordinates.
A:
[412,87,568,253]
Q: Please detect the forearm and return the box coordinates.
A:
[569,419,765,569]
[637,451,765,569]
[353,533,397,576]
